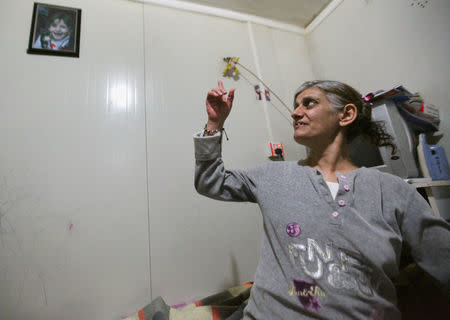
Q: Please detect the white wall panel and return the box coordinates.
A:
[143,4,315,306]
[143,5,266,305]
[251,23,314,161]
[0,0,150,319]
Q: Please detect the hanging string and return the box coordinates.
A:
[238,71,292,124]
[223,57,293,115]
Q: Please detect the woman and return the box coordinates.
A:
[194,80,449,319]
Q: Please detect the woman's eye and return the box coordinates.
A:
[303,99,317,108]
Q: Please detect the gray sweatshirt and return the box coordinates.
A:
[194,132,450,320]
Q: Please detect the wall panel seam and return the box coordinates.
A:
[142,2,153,301]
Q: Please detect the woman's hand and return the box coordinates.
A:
[205,80,235,130]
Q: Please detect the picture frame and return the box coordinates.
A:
[27,2,82,58]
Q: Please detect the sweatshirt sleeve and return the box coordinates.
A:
[399,186,450,294]
[193,132,257,202]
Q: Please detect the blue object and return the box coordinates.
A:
[420,134,450,180]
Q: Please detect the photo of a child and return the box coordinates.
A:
[33,12,74,51]
[27,3,81,57]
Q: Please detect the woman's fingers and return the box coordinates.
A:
[218,80,225,91]
[227,88,235,106]
[212,88,225,96]
[208,82,234,106]
[209,90,221,97]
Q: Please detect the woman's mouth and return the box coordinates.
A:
[294,121,307,128]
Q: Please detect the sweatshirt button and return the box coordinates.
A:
[332,211,339,218]
[286,222,301,237]
[344,185,350,191]
[338,200,346,207]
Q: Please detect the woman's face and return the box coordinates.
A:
[291,87,341,146]
[49,19,70,41]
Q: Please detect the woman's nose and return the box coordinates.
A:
[291,107,304,120]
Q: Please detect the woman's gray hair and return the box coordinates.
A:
[294,80,396,154]
[295,80,362,110]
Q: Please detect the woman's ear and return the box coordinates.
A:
[339,104,357,127]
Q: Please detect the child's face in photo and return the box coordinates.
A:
[49,19,70,41]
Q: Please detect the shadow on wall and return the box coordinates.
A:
[219,253,241,290]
